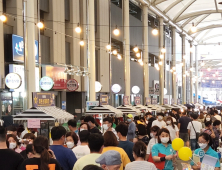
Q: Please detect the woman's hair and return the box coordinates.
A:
[79,123,90,132]
[199,112,204,119]
[166,116,175,129]
[6,134,18,149]
[133,141,147,159]
[157,128,172,144]
[83,165,103,170]
[137,124,147,136]
[199,133,212,146]
[103,131,118,147]
[150,126,160,136]
[204,114,212,123]
[66,132,79,145]
[23,133,36,140]
[33,136,50,170]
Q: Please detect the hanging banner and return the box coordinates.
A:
[149,87,154,95]
[153,80,159,95]
[123,96,129,105]
[32,92,55,107]
[163,98,168,105]
[134,97,141,105]
[99,95,109,105]
[152,98,157,104]
[177,99,181,104]
[171,98,175,104]
[145,97,151,105]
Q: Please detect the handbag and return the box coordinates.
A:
[191,121,200,141]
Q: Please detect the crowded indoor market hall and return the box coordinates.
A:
[1,0,222,169]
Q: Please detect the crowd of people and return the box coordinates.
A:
[0,107,221,170]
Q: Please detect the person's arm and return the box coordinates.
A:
[151,144,173,162]
[146,140,152,161]
[178,123,181,130]
[187,122,191,136]
[191,162,201,170]
[175,125,179,138]
[215,168,220,170]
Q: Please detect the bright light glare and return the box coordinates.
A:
[152,28,158,36]
[201,62,205,66]
[207,67,211,71]
[191,25,197,33]
[113,28,120,36]
[37,22,44,29]
[75,26,81,33]
[159,61,162,65]
[134,47,139,53]
[106,45,111,50]
[161,48,166,53]
[160,54,164,59]
[79,40,84,46]
[117,54,122,60]
[0,15,7,22]
[112,50,117,55]
[136,53,140,58]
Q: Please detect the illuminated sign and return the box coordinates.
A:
[40,76,54,91]
[5,73,22,89]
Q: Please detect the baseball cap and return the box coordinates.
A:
[96,150,122,166]
[127,114,133,118]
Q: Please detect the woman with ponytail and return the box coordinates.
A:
[125,141,157,170]
[20,136,61,170]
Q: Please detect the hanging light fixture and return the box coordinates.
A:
[190,68,193,72]
[82,68,89,77]
[173,72,176,75]
[106,44,111,50]
[202,80,205,82]
[161,46,166,53]
[172,66,176,71]
[133,46,139,53]
[191,22,197,33]
[156,66,160,70]
[64,67,69,74]
[183,74,186,77]
[140,61,144,66]
[160,54,164,59]
[170,69,173,73]
[159,61,162,65]
[138,59,142,63]
[113,25,120,36]
[75,23,81,33]
[207,67,211,71]
[136,53,140,58]
[117,54,122,60]
[37,22,44,29]
[201,61,205,66]
[79,40,84,46]
[180,62,184,66]
[69,67,75,75]
[0,15,7,22]
[112,50,118,55]
[152,28,158,36]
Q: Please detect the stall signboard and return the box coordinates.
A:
[153,80,159,95]
[5,73,22,89]
[123,96,129,105]
[149,87,154,95]
[99,95,109,105]
[42,66,67,90]
[1,93,12,100]
[62,101,66,110]
[146,97,151,105]
[11,34,39,63]
[152,98,157,104]
[28,119,40,128]
[40,76,54,91]
[163,98,168,105]
[111,84,121,93]
[134,96,141,105]
[171,98,175,104]
[86,101,99,111]
[67,79,79,91]
[32,92,55,107]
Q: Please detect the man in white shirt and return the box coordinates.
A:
[187,113,202,151]
[102,117,118,140]
[72,130,90,159]
[151,112,166,129]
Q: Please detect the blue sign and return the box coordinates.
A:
[201,80,222,88]
[12,34,39,63]
[62,101,66,110]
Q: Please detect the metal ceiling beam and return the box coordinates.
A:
[195,14,210,27]
[196,29,212,42]
[155,0,167,5]
[201,34,222,42]
[164,0,183,14]
[181,16,196,28]
[176,10,222,22]
[214,0,218,12]
[188,24,222,35]
[173,0,196,22]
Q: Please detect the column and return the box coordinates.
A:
[159,17,164,105]
[172,27,177,102]
[182,34,186,104]
[123,0,130,97]
[88,0,96,101]
[24,0,36,108]
[190,43,193,103]
[0,0,4,89]
[195,45,198,103]
[143,5,149,103]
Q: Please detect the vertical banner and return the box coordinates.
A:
[145,97,151,105]
[163,98,168,105]
[194,99,197,104]
[123,96,129,105]
[177,99,181,104]
[99,95,109,105]
[151,98,157,104]
[171,98,175,104]
[134,96,141,105]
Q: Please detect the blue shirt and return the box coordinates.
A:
[50,145,77,170]
[151,143,176,170]
[118,140,134,162]
[191,146,220,167]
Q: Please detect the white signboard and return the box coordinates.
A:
[39,76,54,91]
[111,84,121,93]
[132,86,140,94]
[95,81,102,92]
[5,73,22,89]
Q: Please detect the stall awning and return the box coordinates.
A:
[116,105,141,115]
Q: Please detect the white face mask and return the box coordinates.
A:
[206,118,211,121]
[103,124,109,130]
[66,142,74,149]
[161,137,169,143]
[150,133,154,138]
[80,128,85,132]
[158,116,163,121]
[198,143,208,150]
[9,142,17,149]
[166,121,171,125]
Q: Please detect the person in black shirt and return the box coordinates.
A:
[0,126,24,170]
[84,116,101,134]
[20,136,61,170]
[171,108,180,124]
[146,112,156,138]
[2,112,13,128]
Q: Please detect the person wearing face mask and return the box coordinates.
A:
[66,132,78,149]
[151,112,166,129]
[84,116,101,134]
[212,120,221,150]
[146,112,156,138]
[191,133,220,170]
[151,128,176,170]
[103,117,118,140]
[19,133,36,157]
[126,114,136,142]
[146,126,160,161]
[50,126,77,170]
[204,114,216,124]
[165,117,179,141]
[79,123,91,133]
[6,134,22,153]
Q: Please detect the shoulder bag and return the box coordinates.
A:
[191,121,200,141]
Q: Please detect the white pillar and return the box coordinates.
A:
[159,17,164,105]
[143,5,149,102]
[123,0,130,97]
[88,0,96,101]
[190,43,193,103]
[182,34,186,104]
[195,45,198,103]
[24,0,36,108]
[172,27,177,101]
[0,0,4,89]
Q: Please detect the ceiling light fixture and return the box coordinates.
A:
[75,23,81,33]
[113,25,120,36]
[191,22,197,33]
[133,46,139,53]
[152,28,158,36]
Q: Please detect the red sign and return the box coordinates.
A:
[44,66,67,89]
[67,79,79,91]
[134,97,141,105]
